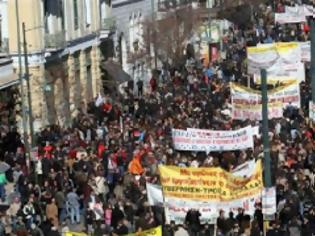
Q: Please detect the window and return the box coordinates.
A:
[73,0,79,30]
[60,0,65,31]
[85,0,92,27]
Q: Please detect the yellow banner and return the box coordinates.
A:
[65,232,88,236]
[159,160,263,201]
[124,226,162,236]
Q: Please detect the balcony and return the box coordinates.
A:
[45,31,66,50]
[101,17,116,32]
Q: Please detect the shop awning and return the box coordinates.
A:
[0,74,19,90]
[100,59,132,84]
[0,58,19,90]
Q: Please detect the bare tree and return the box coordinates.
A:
[139,4,202,67]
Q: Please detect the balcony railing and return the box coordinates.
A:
[101,17,116,32]
[45,31,66,49]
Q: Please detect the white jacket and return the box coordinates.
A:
[94,176,108,195]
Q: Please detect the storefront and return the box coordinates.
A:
[0,57,19,128]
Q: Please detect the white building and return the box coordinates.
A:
[112,0,157,83]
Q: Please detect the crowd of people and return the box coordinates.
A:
[0,0,314,236]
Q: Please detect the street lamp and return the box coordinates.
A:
[22,22,35,148]
[21,23,44,148]
[15,0,29,155]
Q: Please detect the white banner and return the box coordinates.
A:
[172,126,254,152]
[146,183,164,206]
[164,194,261,224]
[262,187,276,215]
[231,81,300,120]
[275,6,307,24]
[301,41,310,62]
[275,5,314,24]
[231,159,256,178]
[303,4,315,16]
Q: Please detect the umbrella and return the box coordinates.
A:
[0,162,10,174]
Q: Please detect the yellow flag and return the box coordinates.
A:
[65,232,88,236]
[124,226,162,236]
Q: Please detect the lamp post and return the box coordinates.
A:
[22,22,35,148]
[15,0,30,155]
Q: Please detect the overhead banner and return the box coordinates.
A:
[159,160,263,201]
[123,226,162,236]
[172,126,254,152]
[231,81,300,120]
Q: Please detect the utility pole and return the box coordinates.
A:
[22,22,35,148]
[15,0,29,154]
[311,18,315,103]
[261,69,272,236]
[151,0,157,69]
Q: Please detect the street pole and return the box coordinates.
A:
[151,0,157,69]
[15,0,29,154]
[261,69,272,187]
[261,68,272,236]
[311,18,315,103]
[22,22,35,148]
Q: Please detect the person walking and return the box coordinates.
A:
[66,188,81,224]
[46,198,59,228]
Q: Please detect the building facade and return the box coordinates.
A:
[112,0,156,82]
[4,0,114,131]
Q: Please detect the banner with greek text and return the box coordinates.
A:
[164,194,261,224]
[160,160,263,223]
[172,126,254,152]
[275,6,307,24]
[159,160,263,201]
[253,63,305,85]
[231,81,300,120]
[247,43,304,84]
[275,5,315,25]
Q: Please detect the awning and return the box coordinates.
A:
[0,58,19,90]
[0,74,19,90]
[101,60,132,84]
